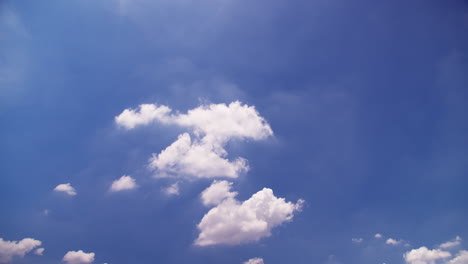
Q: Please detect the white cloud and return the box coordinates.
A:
[54,183,77,196]
[116,101,273,179]
[404,247,451,264]
[200,180,237,206]
[0,238,42,263]
[375,233,383,238]
[440,236,462,249]
[387,238,403,245]
[34,248,44,256]
[149,133,248,179]
[110,175,137,192]
[244,258,264,264]
[449,250,468,264]
[195,181,303,246]
[162,182,180,196]
[62,250,95,264]
[352,238,363,243]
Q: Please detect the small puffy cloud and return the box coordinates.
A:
[244,258,264,264]
[352,238,363,243]
[149,133,248,179]
[34,248,44,256]
[440,236,462,249]
[110,175,137,192]
[449,250,468,264]
[387,238,403,245]
[375,233,383,238]
[195,182,304,246]
[62,250,95,264]
[115,104,172,129]
[0,238,42,263]
[404,247,451,264]
[54,183,77,196]
[162,182,180,196]
[200,180,237,206]
[116,102,272,179]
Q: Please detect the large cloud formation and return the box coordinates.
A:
[404,236,467,264]
[0,238,42,263]
[115,101,273,179]
[195,180,303,246]
[62,250,95,264]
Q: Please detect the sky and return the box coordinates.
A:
[1,0,468,263]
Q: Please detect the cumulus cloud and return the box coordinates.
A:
[162,182,180,196]
[149,133,248,179]
[110,175,137,192]
[116,101,273,179]
[34,248,44,256]
[200,180,237,206]
[62,250,95,264]
[352,238,363,243]
[375,233,383,238]
[404,247,451,264]
[54,183,77,196]
[244,258,264,264]
[449,250,468,264]
[195,181,303,246]
[440,236,462,249]
[387,238,403,245]
[0,238,42,263]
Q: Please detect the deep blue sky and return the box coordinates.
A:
[1,0,467,263]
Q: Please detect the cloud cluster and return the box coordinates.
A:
[115,101,273,179]
[195,181,303,246]
[0,238,42,263]
[110,175,137,192]
[54,183,77,196]
[404,237,466,264]
[62,250,95,264]
[244,258,264,264]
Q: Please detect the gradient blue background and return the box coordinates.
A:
[1,0,467,263]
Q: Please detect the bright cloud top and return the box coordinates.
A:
[244,258,264,264]
[404,247,452,264]
[115,101,273,179]
[54,183,77,196]
[110,175,137,192]
[403,236,467,264]
[62,250,95,264]
[195,181,304,246]
[0,238,42,263]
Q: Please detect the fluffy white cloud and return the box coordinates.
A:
[162,182,180,196]
[387,238,403,245]
[54,183,77,196]
[449,250,468,264]
[440,236,462,249]
[149,133,248,179]
[244,258,264,264]
[0,238,42,263]
[352,238,363,243]
[110,175,137,192]
[34,248,44,256]
[404,247,451,264]
[201,180,237,206]
[116,101,273,179]
[375,233,383,238]
[115,104,172,129]
[195,181,303,246]
[62,250,95,264]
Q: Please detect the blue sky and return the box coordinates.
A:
[1,0,468,263]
